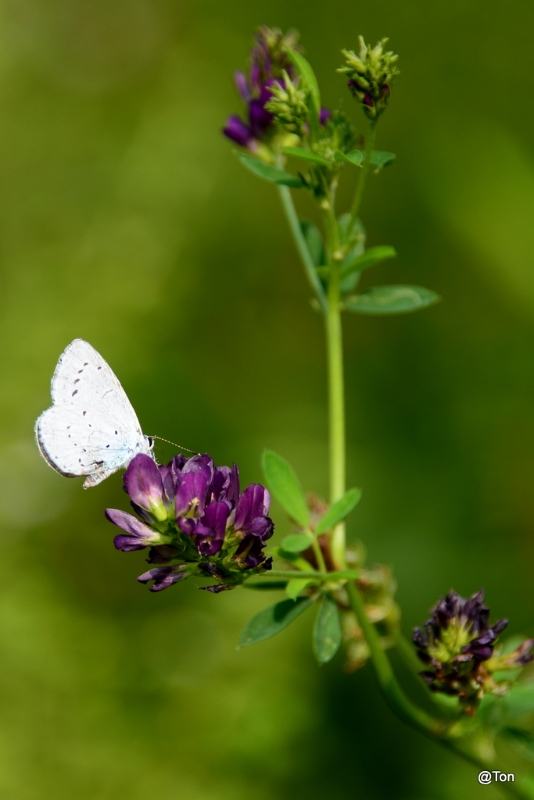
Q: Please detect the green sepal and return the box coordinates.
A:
[370,151,396,172]
[313,595,342,664]
[315,488,362,535]
[282,146,329,167]
[239,596,313,647]
[262,450,310,527]
[282,533,313,553]
[242,580,289,591]
[237,153,306,188]
[340,246,397,281]
[343,285,440,315]
[287,51,321,136]
[300,221,325,267]
[335,150,363,167]
[286,577,313,600]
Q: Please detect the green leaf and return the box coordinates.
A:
[288,51,321,124]
[239,597,313,647]
[344,285,440,315]
[370,151,396,172]
[335,150,363,167]
[282,146,329,167]
[314,266,330,279]
[338,215,366,294]
[340,246,397,280]
[300,221,325,267]
[313,595,342,664]
[286,578,312,600]
[505,681,534,717]
[315,488,362,535]
[243,580,289,591]
[262,450,310,527]
[237,153,305,188]
[282,533,313,553]
[502,727,534,759]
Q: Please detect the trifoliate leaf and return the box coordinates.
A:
[315,488,362,535]
[262,450,310,527]
[340,246,397,280]
[335,150,363,166]
[313,595,342,664]
[239,597,313,647]
[282,146,329,166]
[370,151,396,172]
[282,533,313,553]
[344,285,439,315]
[286,578,313,600]
[237,153,305,188]
[300,221,325,267]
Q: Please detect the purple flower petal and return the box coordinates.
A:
[223,115,253,147]
[235,484,270,531]
[320,107,332,125]
[105,508,160,551]
[175,471,208,516]
[124,454,165,514]
[234,71,251,101]
[137,566,187,592]
[194,501,231,556]
[248,99,273,137]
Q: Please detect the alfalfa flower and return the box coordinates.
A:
[339,36,399,120]
[222,26,301,152]
[106,452,274,592]
[412,589,534,714]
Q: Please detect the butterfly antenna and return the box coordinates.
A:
[149,435,200,456]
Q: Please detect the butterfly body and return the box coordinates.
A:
[35,339,153,488]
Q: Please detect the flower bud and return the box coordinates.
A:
[338,36,399,120]
[412,589,534,714]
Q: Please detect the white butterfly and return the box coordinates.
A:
[35,339,154,488]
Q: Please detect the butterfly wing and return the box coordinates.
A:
[36,339,153,488]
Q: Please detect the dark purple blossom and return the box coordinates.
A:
[106,452,274,593]
[105,508,161,552]
[412,589,533,714]
[222,26,300,150]
[137,566,188,592]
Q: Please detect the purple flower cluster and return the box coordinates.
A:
[413,590,534,713]
[223,26,300,150]
[106,453,273,592]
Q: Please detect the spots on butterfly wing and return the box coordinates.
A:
[83,411,86,416]
[97,366,102,370]
[84,362,88,366]
[74,379,80,384]
[72,390,78,396]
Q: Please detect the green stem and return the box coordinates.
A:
[322,199,346,568]
[277,184,327,313]
[310,536,328,573]
[347,582,534,800]
[258,569,359,581]
[351,121,376,220]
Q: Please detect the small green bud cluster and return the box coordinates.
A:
[339,36,399,120]
[265,71,309,137]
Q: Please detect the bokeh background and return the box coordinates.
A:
[0,0,533,797]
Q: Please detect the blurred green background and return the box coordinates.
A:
[0,0,533,797]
